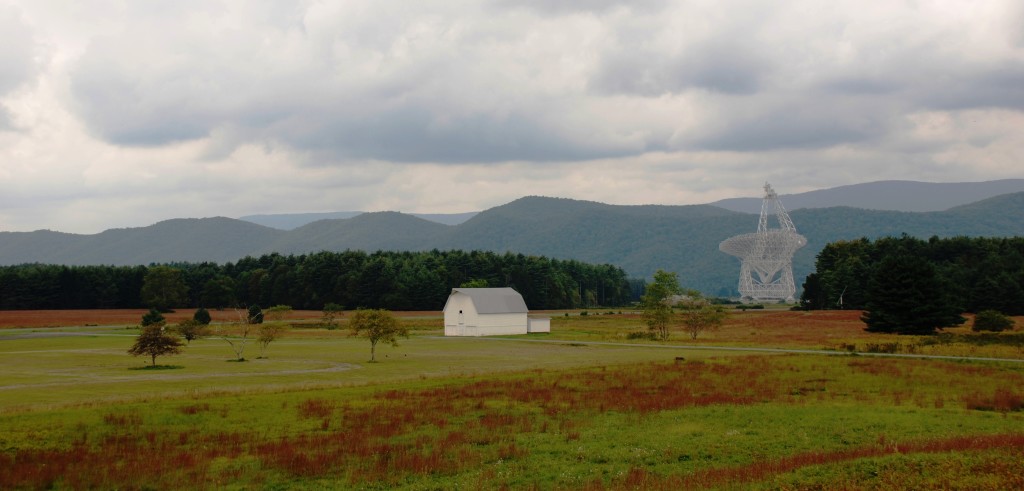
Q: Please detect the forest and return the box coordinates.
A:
[0,250,635,311]
[800,235,1024,316]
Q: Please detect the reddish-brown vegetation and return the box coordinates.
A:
[2,355,1021,489]
[587,433,1024,490]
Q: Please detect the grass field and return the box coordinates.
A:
[2,309,1023,489]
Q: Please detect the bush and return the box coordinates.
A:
[193,307,211,325]
[247,305,264,324]
[973,310,1015,332]
[626,331,657,340]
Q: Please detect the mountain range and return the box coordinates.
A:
[237,179,1024,229]
[3,180,1024,295]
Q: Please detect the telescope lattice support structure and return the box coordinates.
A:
[719,183,807,302]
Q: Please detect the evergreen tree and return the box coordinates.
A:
[861,253,965,334]
[193,307,212,325]
[141,308,165,327]
[246,305,264,324]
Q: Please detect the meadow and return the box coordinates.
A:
[1,309,1023,489]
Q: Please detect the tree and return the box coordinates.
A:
[200,276,236,309]
[193,307,212,325]
[257,322,286,358]
[217,308,255,361]
[174,319,208,344]
[128,324,184,366]
[349,309,408,362]
[972,310,1015,332]
[140,266,188,312]
[861,253,965,334]
[641,270,682,341]
[266,305,293,323]
[680,304,727,340]
[247,305,264,324]
[321,303,344,330]
[460,278,490,288]
[141,308,165,327]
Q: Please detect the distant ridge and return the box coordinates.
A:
[711,179,1024,213]
[3,180,1024,296]
[241,211,478,229]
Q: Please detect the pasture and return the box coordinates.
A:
[1,309,1023,489]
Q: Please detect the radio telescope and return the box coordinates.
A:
[719,183,807,302]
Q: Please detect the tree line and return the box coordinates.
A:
[800,235,1024,333]
[0,250,633,311]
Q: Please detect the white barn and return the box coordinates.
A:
[443,287,549,336]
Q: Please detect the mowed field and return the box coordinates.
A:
[2,308,1024,489]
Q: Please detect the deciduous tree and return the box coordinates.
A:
[217,309,255,361]
[257,322,286,358]
[321,303,344,330]
[128,324,184,366]
[266,305,292,322]
[680,304,727,340]
[349,309,408,362]
[641,270,682,341]
[174,319,208,344]
[141,266,188,312]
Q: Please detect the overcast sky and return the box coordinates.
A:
[1,1,1022,233]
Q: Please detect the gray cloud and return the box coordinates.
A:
[0,6,35,93]
[61,1,1024,163]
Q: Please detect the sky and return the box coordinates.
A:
[1,1,1022,234]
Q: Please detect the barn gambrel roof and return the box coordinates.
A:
[447,287,528,314]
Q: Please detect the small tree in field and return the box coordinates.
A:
[266,305,292,323]
[349,309,408,362]
[175,319,209,344]
[321,303,344,330]
[128,324,184,366]
[217,309,255,361]
[257,322,286,358]
[680,304,727,340]
[973,310,1015,332]
[641,270,682,341]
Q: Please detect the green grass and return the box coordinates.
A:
[2,318,1024,489]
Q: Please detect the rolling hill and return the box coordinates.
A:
[3,191,1023,296]
[711,179,1024,213]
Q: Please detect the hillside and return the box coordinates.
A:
[711,179,1024,213]
[2,193,1023,296]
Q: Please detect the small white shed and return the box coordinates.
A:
[527,316,551,333]
[443,287,531,336]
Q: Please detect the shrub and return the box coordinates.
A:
[973,310,1015,332]
[193,307,211,325]
[247,305,264,324]
[626,331,657,340]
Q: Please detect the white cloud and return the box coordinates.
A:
[0,0,1021,233]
